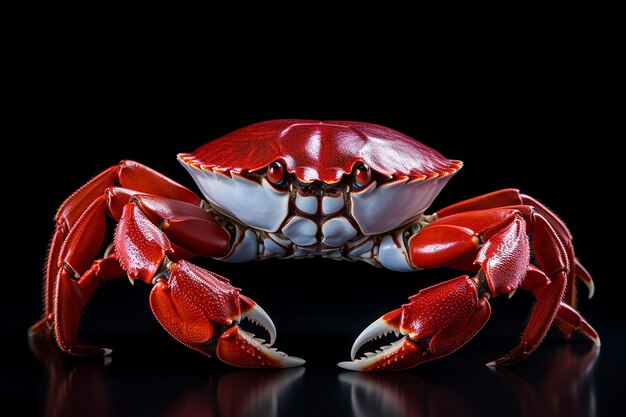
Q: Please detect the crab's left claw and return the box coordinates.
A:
[339,276,491,371]
[150,260,305,368]
[216,296,306,368]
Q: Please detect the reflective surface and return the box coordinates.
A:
[21,333,605,417]
[339,345,599,417]
[12,253,620,417]
[31,333,306,417]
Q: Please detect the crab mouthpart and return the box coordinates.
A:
[339,308,423,371]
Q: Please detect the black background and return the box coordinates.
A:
[4,35,622,417]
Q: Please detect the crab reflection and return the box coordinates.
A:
[30,333,304,417]
[339,372,471,417]
[29,328,111,417]
[164,368,305,417]
[339,344,598,417]
[492,344,599,417]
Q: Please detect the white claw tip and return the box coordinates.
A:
[102,348,113,356]
[337,361,365,371]
[593,337,601,347]
[280,356,306,368]
[241,302,277,346]
[350,317,402,361]
[485,361,497,368]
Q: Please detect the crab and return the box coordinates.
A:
[29,120,599,371]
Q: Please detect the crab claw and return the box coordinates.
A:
[150,260,304,368]
[216,295,305,368]
[337,309,424,371]
[339,276,491,371]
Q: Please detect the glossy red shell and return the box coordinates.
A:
[178,120,462,183]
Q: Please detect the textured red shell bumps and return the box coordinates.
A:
[178,120,462,183]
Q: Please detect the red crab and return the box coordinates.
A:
[29,120,599,371]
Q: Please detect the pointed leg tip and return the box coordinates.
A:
[66,344,113,357]
[593,337,601,347]
[28,318,51,338]
[485,361,497,368]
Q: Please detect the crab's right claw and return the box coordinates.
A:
[150,260,305,368]
[339,276,491,371]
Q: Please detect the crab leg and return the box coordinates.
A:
[32,167,304,367]
[435,188,594,311]
[554,303,600,346]
[117,202,304,367]
[340,207,599,371]
[31,161,301,367]
[31,161,202,341]
[30,195,125,355]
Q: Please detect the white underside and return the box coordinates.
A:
[224,228,258,263]
[182,165,290,232]
[321,217,358,247]
[350,176,452,235]
[262,238,288,257]
[378,232,416,272]
[322,194,344,214]
[181,164,445,272]
[282,216,318,246]
[295,192,318,214]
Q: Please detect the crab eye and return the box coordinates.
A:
[353,163,372,188]
[267,161,285,185]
